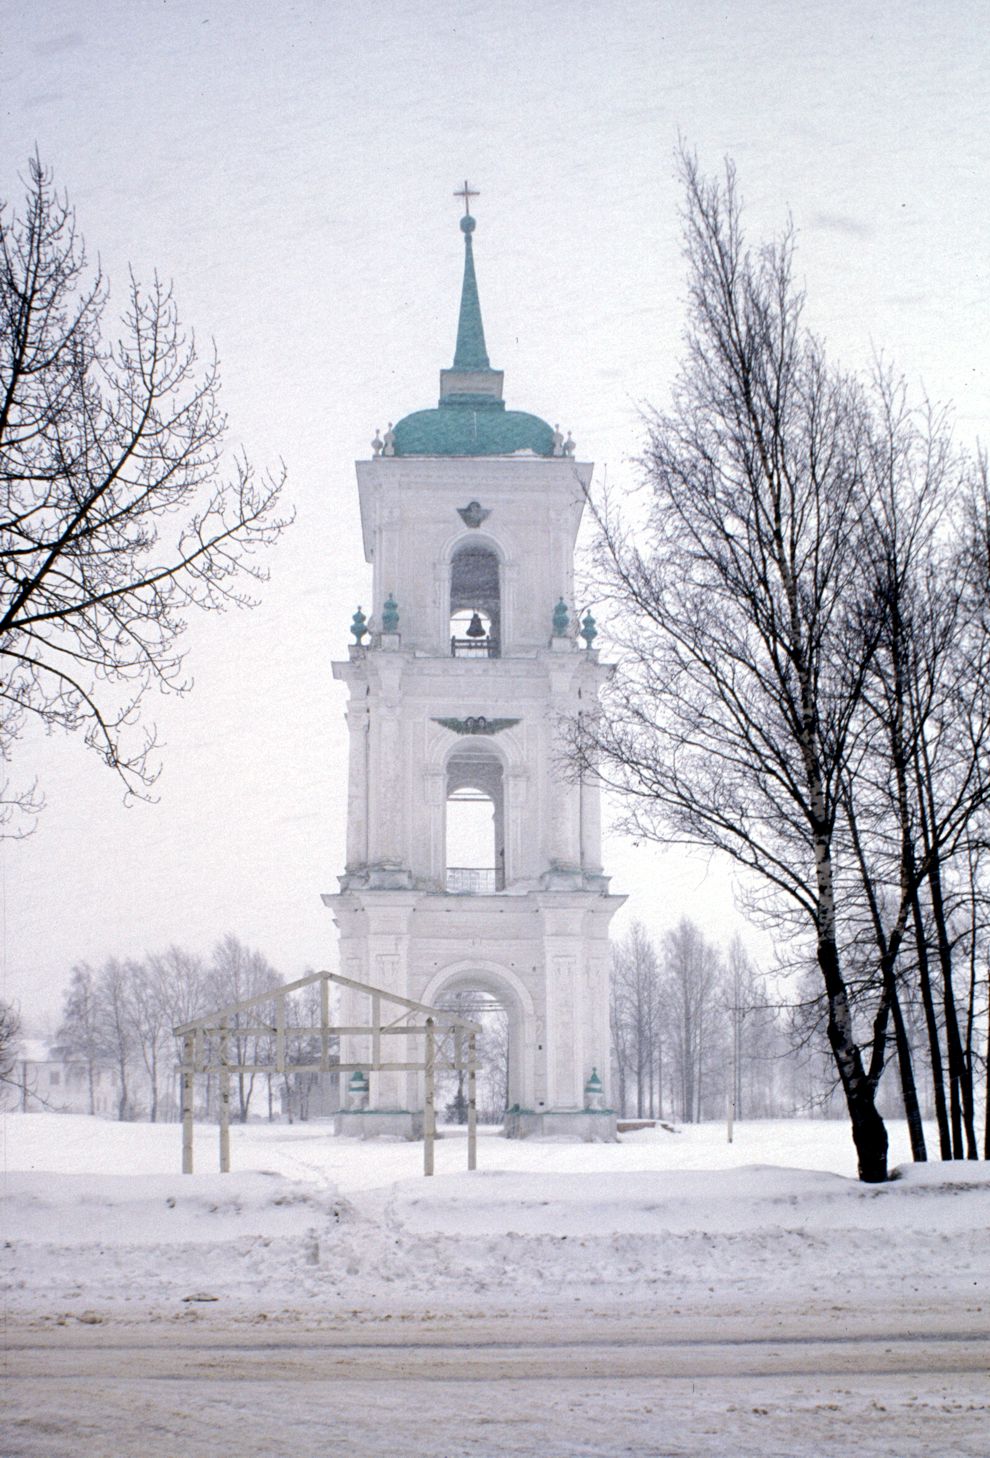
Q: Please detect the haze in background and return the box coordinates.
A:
[2,0,987,1027]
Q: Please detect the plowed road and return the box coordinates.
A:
[4,1314,989,1456]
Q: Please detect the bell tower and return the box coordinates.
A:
[324,190,624,1139]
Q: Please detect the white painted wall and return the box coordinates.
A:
[327,451,624,1120]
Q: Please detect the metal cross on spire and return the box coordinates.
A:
[454,180,479,216]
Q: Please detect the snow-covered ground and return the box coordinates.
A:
[3,1114,989,1456]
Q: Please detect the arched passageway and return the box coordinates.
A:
[422,964,534,1119]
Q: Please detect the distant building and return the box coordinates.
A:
[12,1039,120,1116]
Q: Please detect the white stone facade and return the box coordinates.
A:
[324,453,624,1133]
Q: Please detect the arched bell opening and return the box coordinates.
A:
[449,542,500,657]
[444,744,505,893]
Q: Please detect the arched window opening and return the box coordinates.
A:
[445,748,505,892]
[450,543,500,657]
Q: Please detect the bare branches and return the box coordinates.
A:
[0,157,292,824]
[0,997,21,1086]
[582,151,990,1177]
[581,150,896,1180]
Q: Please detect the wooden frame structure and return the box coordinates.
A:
[173,970,481,1177]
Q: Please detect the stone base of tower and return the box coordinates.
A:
[334,1109,424,1140]
[325,884,626,1146]
[334,1107,616,1142]
[503,1108,618,1142]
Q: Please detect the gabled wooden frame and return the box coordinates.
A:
[174,970,481,1177]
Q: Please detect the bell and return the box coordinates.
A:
[466,611,486,638]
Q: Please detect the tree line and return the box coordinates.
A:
[610,918,806,1124]
[54,935,332,1123]
[579,150,990,1179]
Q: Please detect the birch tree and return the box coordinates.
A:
[611,922,663,1117]
[662,919,723,1123]
[206,933,281,1122]
[581,153,892,1180]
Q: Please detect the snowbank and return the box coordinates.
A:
[3,1114,988,1326]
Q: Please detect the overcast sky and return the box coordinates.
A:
[2,0,988,1029]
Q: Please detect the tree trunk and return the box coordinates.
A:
[819,932,888,1183]
[985,990,990,1161]
[910,887,952,1158]
[887,975,926,1161]
[925,858,977,1157]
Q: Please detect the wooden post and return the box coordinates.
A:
[320,975,330,1072]
[727,1004,737,1144]
[219,1020,231,1173]
[424,1017,436,1177]
[371,994,381,1071]
[371,993,381,1112]
[275,993,286,1077]
[467,1029,477,1172]
[181,1032,195,1174]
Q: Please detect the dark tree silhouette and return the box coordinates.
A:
[0,157,290,828]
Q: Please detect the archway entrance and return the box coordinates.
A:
[425,965,532,1126]
[436,990,509,1125]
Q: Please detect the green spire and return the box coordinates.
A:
[452,213,491,370]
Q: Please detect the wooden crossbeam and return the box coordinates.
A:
[175,970,481,1176]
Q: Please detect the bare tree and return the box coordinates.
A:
[206,933,281,1122]
[580,152,893,1179]
[93,958,138,1120]
[126,958,177,1123]
[725,935,789,1121]
[663,919,723,1123]
[0,997,21,1090]
[57,964,104,1113]
[837,376,990,1163]
[611,922,663,1118]
[148,944,207,1119]
[0,157,290,829]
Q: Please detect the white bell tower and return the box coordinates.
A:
[324,191,624,1138]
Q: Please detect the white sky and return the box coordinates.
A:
[2,0,988,1029]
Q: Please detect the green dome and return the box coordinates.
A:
[393,403,555,457]
[384,205,558,458]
